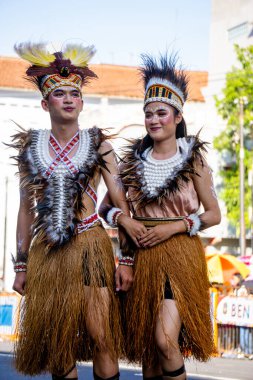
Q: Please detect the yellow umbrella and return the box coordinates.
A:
[205,252,250,284]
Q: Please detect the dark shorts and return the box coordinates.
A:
[164,279,174,299]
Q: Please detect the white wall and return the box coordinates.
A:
[209,0,253,95]
[206,0,253,143]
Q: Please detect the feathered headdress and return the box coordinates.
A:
[14,42,97,97]
[140,53,188,113]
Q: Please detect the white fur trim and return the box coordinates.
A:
[106,207,122,228]
[188,213,201,236]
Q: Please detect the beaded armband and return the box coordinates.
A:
[14,262,27,273]
[183,214,201,236]
[106,207,123,228]
[182,218,190,233]
[118,256,134,266]
[12,251,28,273]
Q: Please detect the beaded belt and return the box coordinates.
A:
[76,213,100,234]
[133,216,184,227]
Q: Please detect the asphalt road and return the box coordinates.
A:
[0,354,253,380]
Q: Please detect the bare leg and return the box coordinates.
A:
[142,361,163,379]
[155,300,186,380]
[84,286,119,379]
[64,367,78,379]
[51,366,78,379]
[93,350,119,379]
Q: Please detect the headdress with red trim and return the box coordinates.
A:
[14,42,97,98]
[140,53,188,113]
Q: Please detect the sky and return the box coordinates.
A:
[0,0,211,70]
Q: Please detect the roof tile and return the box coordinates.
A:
[0,57,207,102]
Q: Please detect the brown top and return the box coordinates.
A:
[129,179,200,218]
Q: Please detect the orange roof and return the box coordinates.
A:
[0,57,207,102]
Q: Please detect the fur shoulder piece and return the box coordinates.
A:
[8,127,35,189]
[120,134,208,210]
[8,126,113,252]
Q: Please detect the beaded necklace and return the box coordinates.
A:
[143,142,184,196]
[120,135,208,209]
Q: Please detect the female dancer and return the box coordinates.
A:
[100,54,221,380]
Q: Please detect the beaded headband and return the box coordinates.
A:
[144,78,184,113]
[41,73,82,98]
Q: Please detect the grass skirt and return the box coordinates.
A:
[122,233,214,366]
[14,225,123,376]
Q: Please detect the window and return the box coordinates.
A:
[227,22,251,41]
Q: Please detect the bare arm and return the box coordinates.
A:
[99,141,129,215]
[99,141,147,242]
[16,189,34,251]
[98,142,147,292]
[191,159,221,229]
[13,187,35,295]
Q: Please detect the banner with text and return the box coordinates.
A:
[217,296,253,327]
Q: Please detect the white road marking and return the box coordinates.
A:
[187,374,242,380]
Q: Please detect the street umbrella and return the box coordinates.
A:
[205,252,250,284]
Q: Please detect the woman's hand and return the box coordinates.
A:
[138,220,186,248]
[117,214,148,247]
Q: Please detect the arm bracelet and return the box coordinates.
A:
[184,214,201,236]
[118,256,134,266]
[182,218,191,233]
[106,207,123,228]
[14,262,27,273]
[12,251,28,273]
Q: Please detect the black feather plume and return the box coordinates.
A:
[140,53,189,102]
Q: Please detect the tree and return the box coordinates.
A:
[214,44,253,233]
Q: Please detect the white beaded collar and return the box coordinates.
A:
[142,138,192,196]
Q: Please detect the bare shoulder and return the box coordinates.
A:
[98,140,114,154]
[193,155,210,172]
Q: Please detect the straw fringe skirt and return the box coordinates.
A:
[122,233,214,366]
[14,225,123,376]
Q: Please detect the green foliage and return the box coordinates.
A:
[214,44,253,233]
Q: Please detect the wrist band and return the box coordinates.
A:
[114,210,123,226]
[14,262,27,273]
[119,256,134,266]
[12,251,28,273]
[182,218,190,233]
[184,214,201,236]
[106,207,123,228]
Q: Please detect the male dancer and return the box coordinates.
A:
[11,42,133,380]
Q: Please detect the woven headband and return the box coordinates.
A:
[144,77,185,113]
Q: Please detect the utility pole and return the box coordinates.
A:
[248,168,253,255]
[239,98,246,256]
[252,170,253,256]
[3,176,8,291]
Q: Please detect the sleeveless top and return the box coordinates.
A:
[121,136,207,218]
[11,126,107,250]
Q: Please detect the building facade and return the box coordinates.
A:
[205,0,253,141]
[203,0,253,242]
